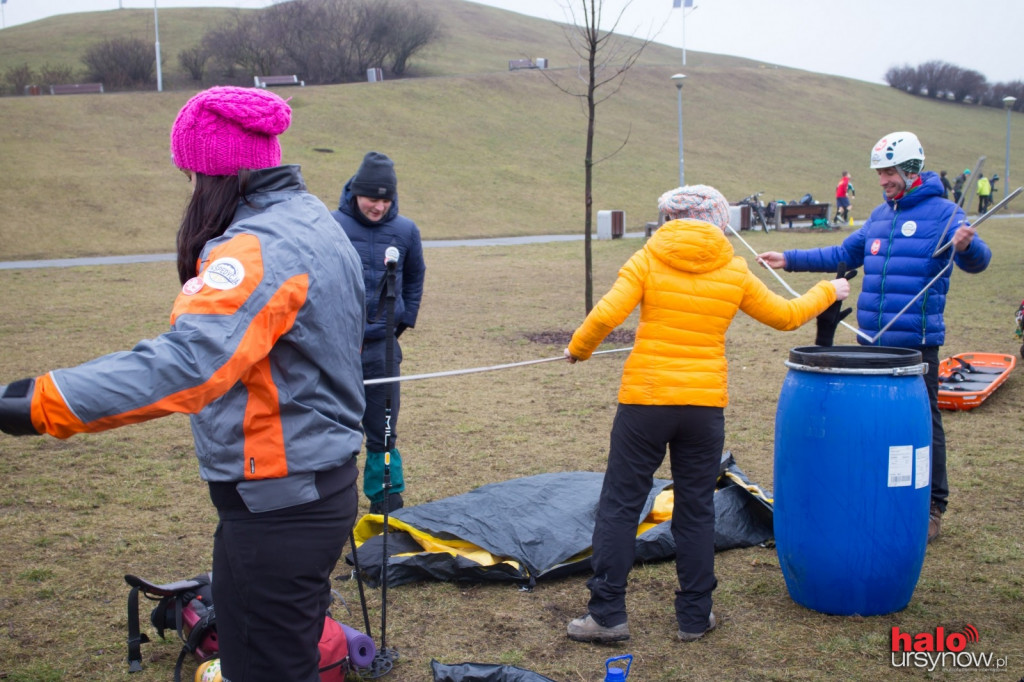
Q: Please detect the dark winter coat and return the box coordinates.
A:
[332,179,425,342]
[783,171,991,347]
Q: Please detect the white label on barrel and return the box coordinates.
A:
[915,446,930,488]
[888,445,913,487]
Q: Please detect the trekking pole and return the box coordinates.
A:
[348,528,373,639]
[726,223,874,343]
[932,186,1022,258]
[377,247,400,674]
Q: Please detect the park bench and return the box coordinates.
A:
[774,202,831,229]
[508,59,535,70]
[50,83,104,95]
[254,75,305,88]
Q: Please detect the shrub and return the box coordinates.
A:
[82,37,155,90]
[178,46,209,82]
[3,63,36,96]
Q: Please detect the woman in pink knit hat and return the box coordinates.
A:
[0,86,366,681]
[563,184,851,645]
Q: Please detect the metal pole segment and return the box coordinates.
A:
[866,258,954,343]
[931,186,1022,258]
[725,224,874,343]
[933,156,985,254]
[363,347,632,386]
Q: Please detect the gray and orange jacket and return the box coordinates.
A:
[26,166,367,511]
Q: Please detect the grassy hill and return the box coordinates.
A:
[1,1,1018,262]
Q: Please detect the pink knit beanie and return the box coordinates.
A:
[657,184,730,230]
[170,86,291,176]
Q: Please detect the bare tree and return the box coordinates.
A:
[199,0,442,85]
[178,46,209,82]
[82,37,155,90]
[541,0,651,313]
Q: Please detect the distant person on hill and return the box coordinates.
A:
[332,151,426,515]
[0,86,367,681]
[939,170,953,199]
[833,170,855,225]
[976,172,992,213]
[989,173,999,206]
[759,131,992,545]
[953,168,971,205]
[563,184,849,644]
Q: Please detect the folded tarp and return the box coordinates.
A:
[347,451,772,588]
[430,660,557,682]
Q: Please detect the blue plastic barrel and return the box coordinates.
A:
[774,346,931,616]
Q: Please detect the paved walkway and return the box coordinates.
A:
[2,210,1018,271]
[0,232,648,271]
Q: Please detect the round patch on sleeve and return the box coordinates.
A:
[182,276,205,295]
[202,257,246,290]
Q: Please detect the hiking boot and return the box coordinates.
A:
[369,492,404,515]
[566,614,630,643]
[928,503,942,543]
[677,611,717,642]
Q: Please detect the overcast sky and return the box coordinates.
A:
[2,0,1021,86]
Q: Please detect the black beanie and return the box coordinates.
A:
[349,151,397,200]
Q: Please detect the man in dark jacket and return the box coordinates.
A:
[332,152,426,514]
[760,132,991,544]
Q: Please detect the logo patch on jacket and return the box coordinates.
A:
[203,257,245,290]
[871,239,881,255]
[901,221,918,237]
[181,277,205,295]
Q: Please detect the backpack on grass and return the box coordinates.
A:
[125,572,218,682]
[125,572,349,681]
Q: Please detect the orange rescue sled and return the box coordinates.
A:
[937,352,1016,411]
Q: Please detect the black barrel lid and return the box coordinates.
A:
[788,345,923,369]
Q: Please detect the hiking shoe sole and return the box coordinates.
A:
[567,614,630,643]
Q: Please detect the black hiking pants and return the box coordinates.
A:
[920,346,949,512]
[587,403,723,633]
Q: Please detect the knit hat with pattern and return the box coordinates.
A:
[657,184,730,230]
[171,86,291,176]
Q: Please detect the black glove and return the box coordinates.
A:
[395,322,409,338]
[815,262,858,347]
[0,378,41,436]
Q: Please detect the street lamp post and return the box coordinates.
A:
[1004,96,1016,197]
[154,1,163,92]
[672,73,686,187]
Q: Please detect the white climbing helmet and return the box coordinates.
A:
[869,131,925,174]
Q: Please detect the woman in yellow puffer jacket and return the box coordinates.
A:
[564,184,850,645]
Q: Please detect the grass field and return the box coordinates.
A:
[1,224,1023,681]
[1,2,1023,681]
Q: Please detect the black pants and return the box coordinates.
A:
[587,403,723,633]
[212,470,358,682]
[920,346,949,511]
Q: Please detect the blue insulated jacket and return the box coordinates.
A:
[783,171,991,347]
[332,179,426,342]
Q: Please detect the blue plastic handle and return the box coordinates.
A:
[604,654,632,680]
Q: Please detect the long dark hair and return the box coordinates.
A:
[176,170,251,284]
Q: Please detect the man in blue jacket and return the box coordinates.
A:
[760,131,991,544]
[333,152,426,514]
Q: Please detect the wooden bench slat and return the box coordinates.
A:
[254,75,305,88]
[774,202,830,229]
[50,83,104,95]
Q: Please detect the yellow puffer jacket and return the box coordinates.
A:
[568,219,836,407]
